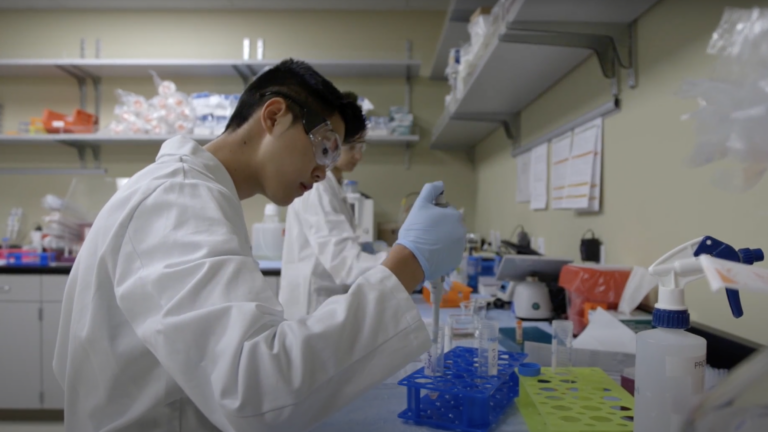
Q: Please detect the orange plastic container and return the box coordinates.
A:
[43,109,97,134]
[422,281,473,308]
[558,264,632,334]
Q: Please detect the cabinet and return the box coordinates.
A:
[41,275,66,409]
[0,274,65,410]
[0,302,43,408]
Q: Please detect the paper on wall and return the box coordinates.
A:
[550,132,572,209]
[578,117,603,213]
[564,122,599,209]
[516,151,531,203]
[530,144,548,210]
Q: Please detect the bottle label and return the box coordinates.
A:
[666,354,706,393]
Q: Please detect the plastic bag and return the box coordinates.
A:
[681,7,768,191]
[105,72,195,136]
[558,264,633,335]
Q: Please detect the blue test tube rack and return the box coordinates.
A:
[397,346,528,432]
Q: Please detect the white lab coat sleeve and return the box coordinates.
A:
[299,182,387,286]
[114,180,430,432]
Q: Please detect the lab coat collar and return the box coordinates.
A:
[157,135,240,200]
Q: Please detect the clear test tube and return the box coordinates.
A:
[551,319,574,373]
[423,324,445,376]
[477,320,499,376]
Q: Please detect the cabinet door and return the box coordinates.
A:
[0,302,42,409]
[42,303,64,409]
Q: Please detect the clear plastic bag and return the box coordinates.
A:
[681,7,768,191]
[106,72,195,136]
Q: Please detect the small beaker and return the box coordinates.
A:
[460,299,488,321]
[447,314,477,350]
[477,320,499,376]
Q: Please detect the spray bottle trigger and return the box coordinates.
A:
[725,289,744,318]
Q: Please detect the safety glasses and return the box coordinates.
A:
[261,91,342,168]
[344,141,367,154]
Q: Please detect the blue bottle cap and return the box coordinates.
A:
[518,362,541,377]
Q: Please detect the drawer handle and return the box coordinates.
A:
[0,286,10,293]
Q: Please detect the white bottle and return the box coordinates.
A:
[251,204,284,260]
[635,239,708,432]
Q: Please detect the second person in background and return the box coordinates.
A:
[280,91,386,319]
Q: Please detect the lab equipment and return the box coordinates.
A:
[105,72,196,136]
[495,255,572,320]
[55,136,432,431]
[422,280,472,307]
[558,264,634,334]
[251,203,284,260]
[517,362,540,377]
[467,254,500,290]
[477,320,499,376]
[5,207,23,246]
[635,236,763,432]
[280,173,387,319]
[42,108,97,134]
[398,346,528,432]
[190,92,240,136]
[423,324,445,376]
[517,367,635,432]
[6,251,56,267]
[680,7,768,191]
[551,320,573,373]
[344,180,375,243]
[681,347,768,432]
[428,190,450,375]
[447,314,476,349]
[516,319,523,344]
[460,298,488,321]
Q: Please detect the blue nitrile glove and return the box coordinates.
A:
[395,181,466,281]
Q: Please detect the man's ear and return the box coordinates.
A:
[260,98,293,135]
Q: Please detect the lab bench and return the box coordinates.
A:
[311,294,550,432]
[0,260,281,412]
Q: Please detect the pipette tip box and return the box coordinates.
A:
[397,346,528,432]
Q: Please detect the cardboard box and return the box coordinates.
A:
[470,6,492,23]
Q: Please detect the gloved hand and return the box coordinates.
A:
[395,181,466,281]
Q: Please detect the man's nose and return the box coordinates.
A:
[313,166,327,182]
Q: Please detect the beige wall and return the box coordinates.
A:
[0,10,476,241]
[475,0,768,345]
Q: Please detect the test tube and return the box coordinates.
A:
[551,320,574,373]
[423,324,445,376]
[477,320,499,376]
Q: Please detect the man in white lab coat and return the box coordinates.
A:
[53,59,466,432]
[280,91,387,320]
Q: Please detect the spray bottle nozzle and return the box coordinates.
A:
[693,236,763,319]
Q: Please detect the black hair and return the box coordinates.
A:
[225,59,366,143]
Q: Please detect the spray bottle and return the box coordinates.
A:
[634,236,763,432]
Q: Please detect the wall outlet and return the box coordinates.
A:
[537,237,545,254]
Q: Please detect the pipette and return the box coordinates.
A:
[429,192,448,363]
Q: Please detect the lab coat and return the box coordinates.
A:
[280,173,387,320]
[53,136,430,432]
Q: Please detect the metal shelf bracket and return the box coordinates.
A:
[451,112,521,147]
[60,140,102,169]
[500,20,639,94]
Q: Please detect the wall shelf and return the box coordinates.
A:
[0,133,422,170]
[0,59,420,80]
[429,0,660,151]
